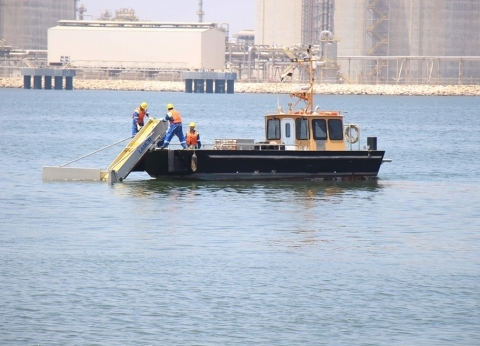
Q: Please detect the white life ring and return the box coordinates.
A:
[344,124,359,144]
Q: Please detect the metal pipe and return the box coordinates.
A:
[263,61,272,81]
[247,46,257,80]
[58,20,217,29]
[328,0,334,33]
[325,0,330,32]
[319,30,333,61]
[8,53,29,57]
[9,49,47,55]
[219,23,229,42]
[337,55,480,60]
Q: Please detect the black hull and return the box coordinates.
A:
[136,149,386,181]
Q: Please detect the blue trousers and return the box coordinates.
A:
[163,123,187,148]
[131,120,144,136]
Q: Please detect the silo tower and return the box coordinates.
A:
[0,0,76,50]
[334,0,480,83]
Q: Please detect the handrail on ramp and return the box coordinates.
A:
[42,119,167,184]
[59,136,132,167]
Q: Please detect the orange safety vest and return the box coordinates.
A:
[133,107,147,125]
[186,130,199,146]
[168,109,182,124]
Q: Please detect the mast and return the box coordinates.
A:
[284,45,318,113]
[307,45,314,112]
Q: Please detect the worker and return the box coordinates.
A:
[185,122,201,149]
[159,103,187,149]
[131,102,149,136]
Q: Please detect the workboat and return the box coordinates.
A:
[42,46,390,183]
[131,46,391,181]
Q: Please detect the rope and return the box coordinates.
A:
[60,136,132,167]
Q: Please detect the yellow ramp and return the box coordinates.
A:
[107,119,167,181]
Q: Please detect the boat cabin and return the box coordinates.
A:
[211,47,360,153]
[264,111,346,151]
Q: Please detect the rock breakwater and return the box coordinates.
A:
[1,77,479,96]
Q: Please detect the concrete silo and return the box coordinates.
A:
[401,0,480,83]
[396,0,480,57]
[253,0,480,83]
[255,0,338,46]
[334,0,480,83]
[0,0,76,50]
[255,0,303,46]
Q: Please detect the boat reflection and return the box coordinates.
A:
[111,178,387,250]
[112,176,384,201]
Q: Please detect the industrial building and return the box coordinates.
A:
[254,0,480,84]
[0,0,76,50]
[2,0,480,85]
[48,21,226,71]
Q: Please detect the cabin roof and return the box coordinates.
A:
[265,111,343,118]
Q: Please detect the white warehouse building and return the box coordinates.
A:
[48,21,226,70]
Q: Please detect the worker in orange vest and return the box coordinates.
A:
[131,102,149,136]
[185,122,201,149]
[159,103,187,149]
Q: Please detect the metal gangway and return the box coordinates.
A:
[42,119,167,184]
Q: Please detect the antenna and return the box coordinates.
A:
[197,0,204,22]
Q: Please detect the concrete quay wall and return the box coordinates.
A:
[2,77,480,96]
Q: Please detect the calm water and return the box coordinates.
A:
[1,88,479,345]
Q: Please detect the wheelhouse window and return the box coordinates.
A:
[312,119,327,140]
[295,118,309,140]
[328,119,344,140]
[267,118,280,140]
[285,123,291,138]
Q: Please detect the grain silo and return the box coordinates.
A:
[0,0,76,50]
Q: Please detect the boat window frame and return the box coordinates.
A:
[266,118,281,140]
[328,118,344,140]
[312,119,328,140]
[295,118,309,140]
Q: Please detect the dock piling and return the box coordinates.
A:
[44,76,52,90]
[23,75,31,89]
[205,79,214,93]
[21,68,76,91]
[33,76,42,89]
[183,72,237,94]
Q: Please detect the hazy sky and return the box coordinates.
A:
[81,0,255,37]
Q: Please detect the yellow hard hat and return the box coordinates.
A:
[140,102,147,110]
[189,122,196,127]
[167,103,174,110]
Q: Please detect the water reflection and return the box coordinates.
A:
[109,179,388,250]
[112,178,384,200]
